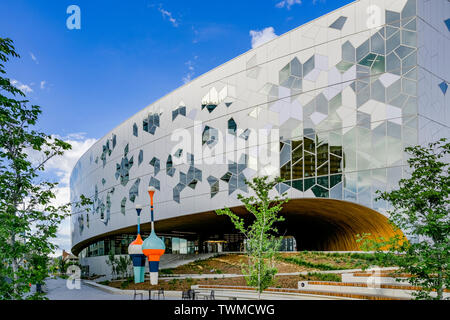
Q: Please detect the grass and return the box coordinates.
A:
[277,255,342,270]
[160,268,174,275]
[120,277,134,289]
[276,251,391,271]
[299,272,342,282]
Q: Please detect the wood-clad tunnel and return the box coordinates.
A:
[275,199,401,251]
[72,198,402,255]
[225,199,401,251]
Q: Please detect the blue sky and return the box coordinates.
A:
[1,0,353,138]
[0,0,353,254]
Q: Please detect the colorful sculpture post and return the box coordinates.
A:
[142,187,165,285]
[128,205,146,283]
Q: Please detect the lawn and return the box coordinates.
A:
[101,252,390,291]
[160,252,384,275]
[160,253,312,275]
[277,251,389,271]
[105,274,321,291]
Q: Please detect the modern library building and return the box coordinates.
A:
[70,0,449,276]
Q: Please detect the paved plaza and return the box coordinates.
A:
[44,278,136,300]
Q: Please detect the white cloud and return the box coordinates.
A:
[46,133,97,187]
[276,0,302,9]
[182,59,196,84]
[30,52,38,64]
[249,27,278,48]
[11,79,33,93]
[43,133,97,256]
[158,6,178,27]
[40,80,46,89]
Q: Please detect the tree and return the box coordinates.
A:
[216,176,288,299]
[116,256,131,280]
[357,139,449,300]
[57,256,68,275]
[0,38,90,300]
[105,252,131,280]
[106,251,118,280]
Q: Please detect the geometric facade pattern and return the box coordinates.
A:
[71,0,450,254]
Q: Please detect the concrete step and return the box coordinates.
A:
[297,281,450,299]
[298,281,415,299]
[342,272,406,285]
[193,285,403,300]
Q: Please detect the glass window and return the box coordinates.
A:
[280,161,291,181]
[357,85,370,107]
[330,174,342,188]
[402,52,417,74]
[401,30,416,47]
[386,31,400,54]
[336,60,353,73]
[330,154,342,174]
[404,18,416,31]
[371,32,385,55]
[389,92,407,107]
[304,153,316,177]
[371,55,385,74]
[304,177,315,191]
[317,143,328,167]
[342,41,355,62]
[303,55,315,76]
[292,179,303,191]
[98,241,104,256]
[386,10,400,27]
[356,39,370,62]
[180,239,188,254]
[401,0,416,19]
[395,45,414,59]
[402,78,417,96]
[172,238,180,254]
[138,150,143,165]
[280,143,292,166]
[291,57,302,77]
[292,143,303,163]
[228,118,237,135]
[312,185,328,198]
[279,64,289,82]
[304,137,315,153]
[329,16,347,30]
[187,241,195,254]
[371,80,386,102]
[292,159,303,180]
[317,162,328,177]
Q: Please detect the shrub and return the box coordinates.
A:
[278,256,340,271]
[160,269,174,275]
[304,272,342,282]
[120,279,133,289]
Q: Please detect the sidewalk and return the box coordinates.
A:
[45,278,135,300]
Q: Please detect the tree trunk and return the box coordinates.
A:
[437,270,443,300]
[10,233,18,300]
